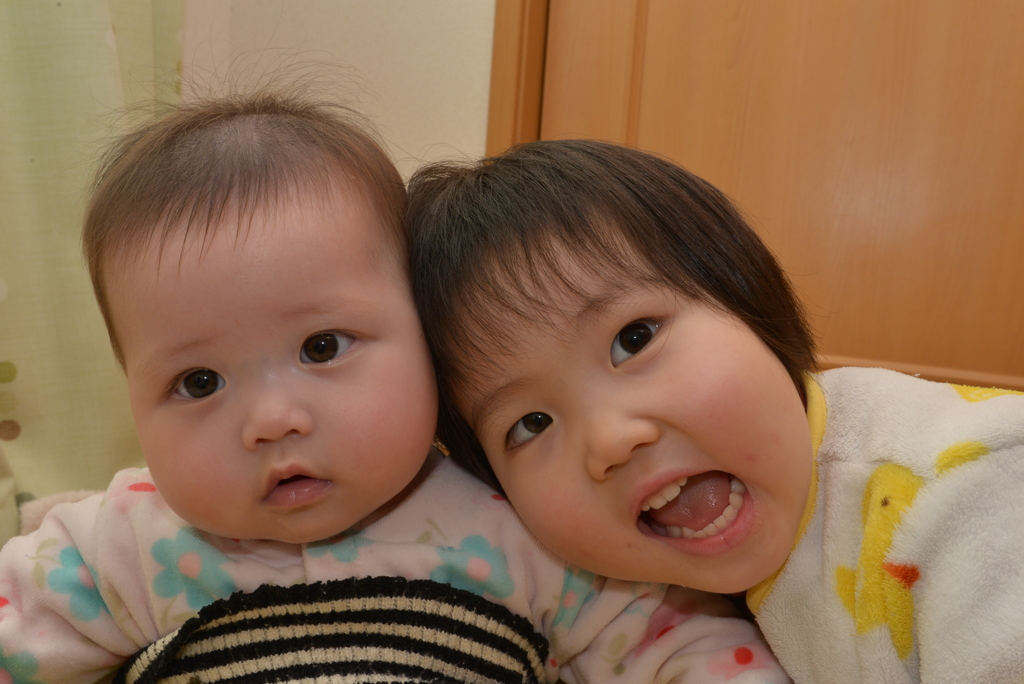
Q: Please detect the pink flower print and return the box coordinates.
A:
[0,647,42,684]
[632,593,700,656]
[430,535,515,599]
[552,567,598,628]
[152,528,235,610]
[47,548,108,621]
[706,642,777,679]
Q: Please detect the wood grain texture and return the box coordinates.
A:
[541,0,1024,387]
[541,0,641,141]
[486,0,550,155]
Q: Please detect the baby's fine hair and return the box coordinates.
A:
[83,87,405,366]
[408,139,816,491]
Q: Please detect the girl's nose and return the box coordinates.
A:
[584,407,660,481]
[241,389,314,451]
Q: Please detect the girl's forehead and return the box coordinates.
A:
[450,273,678,385]
[467,245,668,325]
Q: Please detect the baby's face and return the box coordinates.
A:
[106,185,437,543]
[455,280,814,593]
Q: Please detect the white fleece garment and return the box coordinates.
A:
[750,367,1024,684]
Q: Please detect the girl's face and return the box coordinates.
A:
[108,185,437,543]
[454,275,814,593]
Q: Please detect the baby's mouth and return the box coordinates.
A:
[640,471,746,539]
[264,474,332,507]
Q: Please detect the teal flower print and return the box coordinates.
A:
[307,530,373,562]
[0,647,42,684]
[430,535,514,599]
[151,528,235,610]
[47,547,108,621]
[552,566,598,628]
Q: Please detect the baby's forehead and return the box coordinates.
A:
[124,180,396,265]
[104,187,405,327]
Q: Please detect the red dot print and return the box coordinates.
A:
[657,626,674,639]
[0,597,9,608]
[550,658,557,667]
[0,420,20,441]
[491,494,506,501]
[128,482,158,492]
[734,646,753,665]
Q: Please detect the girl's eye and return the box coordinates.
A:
[175,369,224,399]
[507,412,553,448]
[610,321,659,366]
[300,332,353,364]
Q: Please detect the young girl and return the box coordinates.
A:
[408,139,1024,684]
[0,95,790,683]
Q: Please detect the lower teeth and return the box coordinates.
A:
[656,477,746,539]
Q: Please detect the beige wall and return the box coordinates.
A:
[182,0,495,177]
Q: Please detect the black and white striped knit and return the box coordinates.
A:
[114,576,548,684]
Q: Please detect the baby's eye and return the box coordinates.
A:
[610,321,660,366]
[300,332,353,364]
[507,412,553,448]
[175,369,224,399]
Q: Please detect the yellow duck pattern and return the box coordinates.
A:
[750,369,1024,684]
[835,463,923,659]
[834,380,1019,660]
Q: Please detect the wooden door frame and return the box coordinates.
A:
[486,0,549,156]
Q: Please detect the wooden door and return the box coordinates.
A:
[490,0,1024,389]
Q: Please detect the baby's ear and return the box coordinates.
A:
[18,490,100,535]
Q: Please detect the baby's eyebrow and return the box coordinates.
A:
[281,303,334,318]
[130,334,214,387]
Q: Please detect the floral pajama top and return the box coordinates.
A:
[0,456,789,684]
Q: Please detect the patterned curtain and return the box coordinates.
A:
[0,0,181,544]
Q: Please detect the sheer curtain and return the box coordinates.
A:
[0,0,181,544]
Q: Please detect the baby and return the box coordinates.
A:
[0,94,790,683]
[408,139,1024,684]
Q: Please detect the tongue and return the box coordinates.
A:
[647,471,734,532]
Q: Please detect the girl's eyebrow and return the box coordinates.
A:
[570,293,619,327]
[567,286,654,328]
[469,377,532,436]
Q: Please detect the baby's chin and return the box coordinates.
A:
[177,515,356,546]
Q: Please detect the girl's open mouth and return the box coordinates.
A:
[264,474,332,508]
[639,471,746,539]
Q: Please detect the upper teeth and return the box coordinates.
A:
[641,477,688,511]
[641,476,748,539]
